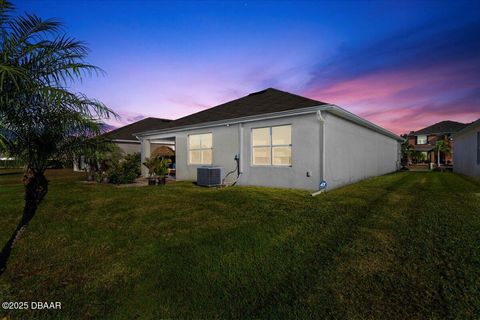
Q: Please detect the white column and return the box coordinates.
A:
[140,139,151,177]
[73,154,79,171]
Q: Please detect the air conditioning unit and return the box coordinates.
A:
[197,166,224,187]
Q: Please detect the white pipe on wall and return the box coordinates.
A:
[312,110,326,197]
[239,123,244,174]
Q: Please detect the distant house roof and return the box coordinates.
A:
[157,88,328,130]
[411,121,468,136]
[454,118,480,138]
[103,117,172,141]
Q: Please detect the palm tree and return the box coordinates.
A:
[0,0,115,274]
[400,139,414,165]
[434,139,451,167]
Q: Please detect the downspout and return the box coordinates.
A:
[311,110,326,196]
[239,122,244,174]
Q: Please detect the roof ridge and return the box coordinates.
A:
[170,87,326,123]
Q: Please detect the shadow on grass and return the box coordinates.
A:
[0,171,22,176]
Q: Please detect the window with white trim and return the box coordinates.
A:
[188,133,212,165]
[417,135,427,144]
[252,125,292,166]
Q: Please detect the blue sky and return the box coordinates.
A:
[16,0,480,133]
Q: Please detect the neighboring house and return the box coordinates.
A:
[73,117,173,171]
[406,120,469,165]
[453,119,480,178]
[135,88,403,190]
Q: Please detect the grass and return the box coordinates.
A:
[0,169,479,319]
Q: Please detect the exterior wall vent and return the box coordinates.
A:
[197,166,224,187]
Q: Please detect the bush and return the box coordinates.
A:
[142,156,171,178]
[123,153,141,177]
[107,153,141,184]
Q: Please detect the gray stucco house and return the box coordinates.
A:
[136,88,403,190]
[453,119,480,178]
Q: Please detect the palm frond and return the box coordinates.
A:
[0,2,116,172]
[0,0,14,27]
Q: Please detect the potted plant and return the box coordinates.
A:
[142,157,158,185]
[155,157,171,186]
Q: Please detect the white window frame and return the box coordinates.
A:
[417,135,427,145]
[251,124,292,167]
[188,133,213,165]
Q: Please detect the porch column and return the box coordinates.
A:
[140,139,151,177]
[73,154,79,171]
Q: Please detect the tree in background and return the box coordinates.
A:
[0,0,115,274]
[434,139,451,167]
[400,135,414,166]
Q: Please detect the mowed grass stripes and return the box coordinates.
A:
[0,170,479,319]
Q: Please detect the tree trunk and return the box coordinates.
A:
[0,170,48,276]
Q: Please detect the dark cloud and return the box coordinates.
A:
[303,17,480,133]
[307,19,480,90]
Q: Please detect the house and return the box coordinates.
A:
[73,117,173,171]
[406,121,469,165]
[453,119,480,178]
[135,88,403,190]
[102,117,173,154]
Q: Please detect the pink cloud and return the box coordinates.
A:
[304,60,480,134]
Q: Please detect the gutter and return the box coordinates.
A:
[111,139,141,143]
[326,105,403,141]
[134,105,331,137]
[134,104,403,142]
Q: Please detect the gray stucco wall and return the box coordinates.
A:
[324,113,400,189]
[141,111,400,190]
[239,114,321,190]
[115,142,141,154]
[454,125,480,178]
[174,124,241,181]
[148,113,321,190]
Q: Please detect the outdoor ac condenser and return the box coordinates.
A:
[197,166,224,187]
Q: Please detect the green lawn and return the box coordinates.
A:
[0,170,479,319]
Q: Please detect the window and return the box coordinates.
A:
[417,135,427,144]
[477,131,480,165]
[188,133,212,165]
[252,125,291,166]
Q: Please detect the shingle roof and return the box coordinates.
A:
[103,117,172,141]
[158,88,328,130]
[454,118,480,137]
[411,121,468,135]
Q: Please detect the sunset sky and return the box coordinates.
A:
[17,0,480,134]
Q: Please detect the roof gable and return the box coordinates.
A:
[159,88,328,129]
[103,117,172,141]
